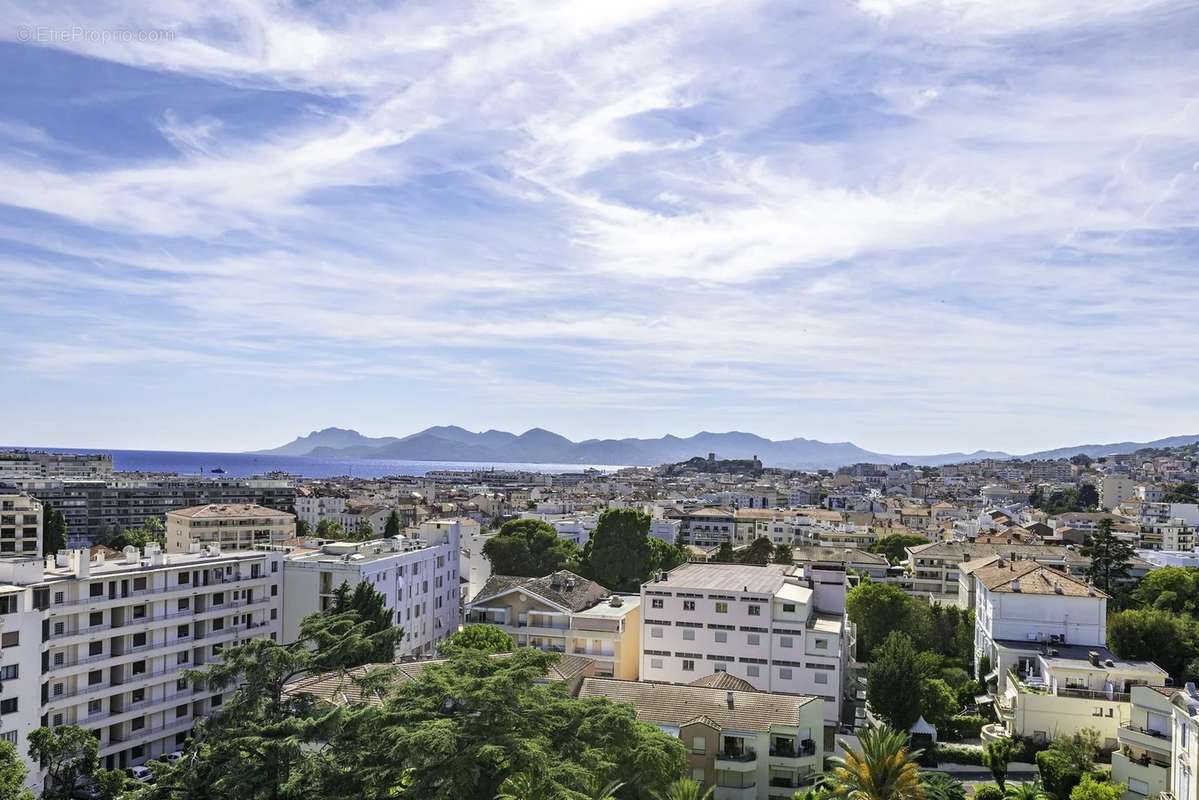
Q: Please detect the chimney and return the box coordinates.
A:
[1053,582,1063,594]
[726,691,734,710]
[1088,651,1100,667]
[1010,579,1021,592]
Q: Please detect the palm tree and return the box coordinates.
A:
[1004,781,1048,800]
[496,771,566,800]
[578,779,625,800]
[920,772,965,800]
[827,726,924,800]
[653,778,715,800]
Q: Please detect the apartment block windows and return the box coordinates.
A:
[815,672,829,684]
[682,629,695,641]
[779,667,793,680]
[748,605,760,616]
[651,599,663,609]
[780,636,793,649]
[682,659,695,672]
[715,631,728,643]
[683,600,695,612]
[782,603,796,613]
[747,665,760,678]
[747,634,760,646]
[0,699,19,715]
[714,602,728,614]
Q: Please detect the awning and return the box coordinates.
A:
[974,694,995,705]
[984,667,1000,681]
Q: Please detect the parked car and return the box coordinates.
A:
[129,766,154,783]
[70,777,101,800]
[163,750,184,765]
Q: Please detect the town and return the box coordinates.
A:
[0,443,1196,800]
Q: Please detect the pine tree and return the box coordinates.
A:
[1082,518,1134,594]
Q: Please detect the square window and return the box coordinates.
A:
[779,667,793,680]
[747,665,760,678]
[683,600,695,612]
[650,658,663,669]
[780,636,793,649]
[691,736,706,754]
[650,628,663,639]
[682,629,695,641]
[714,602,728,614]
[748,605,760,616]
[747,634,760,646]
[815,672,829,684]
[682,659,695,672]
[715,631,727,643]
[814,639,828,650]
[782,603,796,613]
[651,599,663,609]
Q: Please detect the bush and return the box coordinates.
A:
[1037,750,1085,800]
[948,715,985,739]
[1012,737,1051,764]
[934,743,986,765]
[974,785,1004,800]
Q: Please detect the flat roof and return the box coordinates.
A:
[655,563,796,594]
[574,595,641,618]
[168,503,293,519]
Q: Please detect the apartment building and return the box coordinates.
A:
[968,559,1167,744]
[1138,503,1199,551]
[281,530,460,658]
[0,451,112,480]
[578,678,824,800]
[0,543,283,788]
[464,571,641,679]
[165,504,296,553]
[1,494,42,558]
[680,508,737,547]
[640,563,848,725]
[1111,685,1174,800]
[13,477,295,543]
[1100,477,1140,511]
[1169,684,1199,800]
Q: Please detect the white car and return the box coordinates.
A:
[129,766,154,783]
[163,751,185,765]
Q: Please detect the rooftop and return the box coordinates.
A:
[577,677,816,731]
[167,503,294,520]
[654,563,797,595]
[470,570,610,612]
[973,560,1105,598]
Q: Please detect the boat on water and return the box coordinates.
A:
[210,467,226,474]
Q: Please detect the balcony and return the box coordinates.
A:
[713,785,757,800]
[1118,724,1172,755]
[714,749,758,772]
[1111,751,1169,797]
[769,740,817,763]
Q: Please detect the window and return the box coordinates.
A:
[210,694,223,708]
[88,670,103,685]
[780,636,793,648]
[53,592,63,604]
[132,632,146,647]
[683,600,695,612]
[52,683,63,696]
[89,641,103,656]
[747,665,760,678]
[88,700,102,714]
[0,632,17,648]
[815,672,829,684]
[176,705,188,718]
[89,583,103,597]
[691,736,706,754]
[715,631,727,643]
[779,667,793,680]
[90,611,103,626]
[682,629,695,641]
[714,602,728,614]
[650,627,663,639]
[0,665,15,680]
[53,622,65,635]
[177,625,190,638]
[131,688,144,702]
[176,678,188,691]
[132,605,146,620]
[131,717,145,731]
[132,661,146,675]
[179,572,190,584]
[682,659,695,672]
[747,634,760,646]
[651,599,663,609]
[691,767,705,782]
[52,714,62,726]
[814,639,828,650]
[213,592,224,605]
[133,577,147,591]
[177,652,189,664]
[748,605,760,616]
[0,699,15,715]
[650,658,663,669]
[782,603,796,613]
[271,584,278,597]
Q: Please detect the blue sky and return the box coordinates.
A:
[0,0,1196,455]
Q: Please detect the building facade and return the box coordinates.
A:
[0,494,42,558]
[166,504,296,552]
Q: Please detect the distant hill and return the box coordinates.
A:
[254,427,1199,470]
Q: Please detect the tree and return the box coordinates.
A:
[41,504,67,556]
[329,582,400,664]
[1069,454,1093,467]
[483,519,581,578]
[773,543,793,564]
[1069,776,1122,800]
[866,633,925,731]
[1162,481,1199,504]
[1081,519,1133,594]
[1130,566,1199,613]
[0,739,33,800]
[868,534,929,565]
[105,516,167,551]
[921,772,966,800]
[974,787,1005,800]
[712,542,736,563]
[738,536,774,565]
[27,725,99,800]
[646,537,688,575]
[295,518,311,538]
[315,518,346,539]
[847,583,919,659]
[827,726,923,800]
[581,509,655,591]
[383,510,402,538]
[984,738,1014,789]
[653,778,714,800]
[354,520,375,541]
[1005,781,1049,800]
[1076,484,1099,511]
[1108,607,1199,680]
[439,624,514,657]
[920,679,958,733]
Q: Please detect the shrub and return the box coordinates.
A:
[949,715,985,739]
[974,784,1005,800]
[1037,750,1085,800]
[934,743,986,765]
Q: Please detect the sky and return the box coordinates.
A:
[0,0,1196,456]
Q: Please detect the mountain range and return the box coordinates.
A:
[253,427,1199,470]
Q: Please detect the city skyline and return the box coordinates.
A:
[1,1,1197,454]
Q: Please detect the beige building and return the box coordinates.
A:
[1111,685,1174,800]
[464,571,641,679]
[0,494,42,558]
[578,677,824,800]
[166,504,296,553]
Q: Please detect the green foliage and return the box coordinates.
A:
[315,518,346,539]
[984,738,1015,789]
[738,536,774,565]
[438,624,514,657]
[827,726,923,800]
[352,520,375,541]
[1107,607,1199,680]
[329,581,400,664]
[41,504,67,556]
[712,542,736,563]
[0,739,33,800]
[100,516,166,551]
[920,679,959,732]
[383,510,402,538]
[581,509,658,591]
[1036,751,1084,800]
[920,772,966,800]
[868,534,929,565]
[1068,775,1121,800]
[773,542,794,564]
[646,537,689,574]
[848,582,916,659]
[27,725,99,800]
[483,519,581,578]
[1030,488,1097,515]
[930,744,985,766]
[1161,481,1199,504]
[866,632,925,731]
[1047,730,1100,773]
[654,777,714,800]
[974,785,1005,800]
[1005,780,1049,800]
[1130,566,1199,613]
[295,518,311,538]
[1081,519,1135,594]
[947,715,985,739]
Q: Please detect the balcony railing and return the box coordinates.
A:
[716,749,757,763]
[1122,723,1171,741]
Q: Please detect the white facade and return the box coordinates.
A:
[0,494,43,558]
[293,495,347,527]
[282,530,460,658]
[640,563,848,725]
[0,544,283,789]
[1100,476,1139,511]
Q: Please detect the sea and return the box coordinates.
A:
[3,447,626,480]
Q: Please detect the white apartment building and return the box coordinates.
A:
[1100,477,1140,511]
[293,494,347,527]
[1,494,42,558]
[0,452,113,480]
[1169,684,1199,800]
[281,530,460,658]
[0,543,283,789]
[165,503,296,553]
[640,563,849,726]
